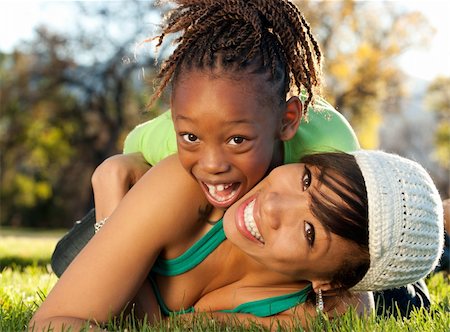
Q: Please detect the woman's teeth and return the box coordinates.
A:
[244,199,264,243]
[206,183,237,202]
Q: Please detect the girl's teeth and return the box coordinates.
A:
[207,183,229,193]
[206,183,236,202]
[207,184,216,195]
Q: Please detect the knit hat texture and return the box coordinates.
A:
[351,150,444,291]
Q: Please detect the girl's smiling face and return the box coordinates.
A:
[171,70,297,209]
[223,163,358,284]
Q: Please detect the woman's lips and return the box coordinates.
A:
[236,196,265,245]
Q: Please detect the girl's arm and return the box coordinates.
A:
[91,152,151,221]
[92,111,177,222]
[30,155,207,331]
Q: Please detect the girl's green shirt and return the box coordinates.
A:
[123,97,360,166]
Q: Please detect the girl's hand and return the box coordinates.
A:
[92,152,151,221]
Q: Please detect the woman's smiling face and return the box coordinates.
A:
[223,163,358,283]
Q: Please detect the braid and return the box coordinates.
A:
[148,0,322,115]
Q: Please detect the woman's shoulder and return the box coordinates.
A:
[115,154,210,250]
[135,154,206,216]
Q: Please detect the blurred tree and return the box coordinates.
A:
[1,48,82,227]
[425,76,450,171]
[0,0,443,228]
[0,0,166,227]
[294,0,433,148]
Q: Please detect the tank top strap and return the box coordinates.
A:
[152,219,225,276]
[219,284,313,317]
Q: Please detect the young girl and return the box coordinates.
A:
[91,0,360,222]
[30,150,444,331]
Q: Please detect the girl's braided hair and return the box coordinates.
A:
[150,0,322,114]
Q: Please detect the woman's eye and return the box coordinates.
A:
[302,166,311,191]
[228,136,246,145]
[181,133,199,143]
[304,221,315,248]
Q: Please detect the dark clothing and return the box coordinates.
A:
[373,279,431,318]
[51,208,96,277]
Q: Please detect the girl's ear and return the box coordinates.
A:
[279,96,302,141]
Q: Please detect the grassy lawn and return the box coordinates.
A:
[1,228,449,331]
[1,228,63,331]
[0,227,65,270]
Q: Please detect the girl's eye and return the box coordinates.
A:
[302,166,311,191]
[228,136,246,145]
[304,221,315,248]
[181,133,199,143]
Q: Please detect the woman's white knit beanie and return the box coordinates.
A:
[351,150,444,292]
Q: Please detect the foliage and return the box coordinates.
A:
[0,1,165,228]
[0,49,83,227]
[425,76,450,169]
[295,0,433,148]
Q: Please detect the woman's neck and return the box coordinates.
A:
[215,240,308,290]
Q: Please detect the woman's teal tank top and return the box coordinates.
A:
[150,219,312,317]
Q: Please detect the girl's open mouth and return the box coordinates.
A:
[203,182,241,207]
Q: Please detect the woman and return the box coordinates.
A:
[30,150,443,330]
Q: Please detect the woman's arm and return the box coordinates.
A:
[30,155,207,331]
[178,291,373,331]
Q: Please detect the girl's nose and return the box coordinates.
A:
[199,147,230,175]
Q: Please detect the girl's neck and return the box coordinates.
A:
[208,207,226,223]
[269,139,285,172]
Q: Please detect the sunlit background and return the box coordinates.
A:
[1,0,449,229]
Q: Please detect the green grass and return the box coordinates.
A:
[1,266,57,331]
[0,227,65,269]
[1,228,449,331]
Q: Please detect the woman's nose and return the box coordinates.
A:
[261,191,284,230]
[261,191,304,230]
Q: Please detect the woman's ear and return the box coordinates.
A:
[279,96,302,141]
[311,279,334,293]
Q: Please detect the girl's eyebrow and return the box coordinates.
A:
[225,119,255,125]
[174,114,191,121]
[176,117,256,129]
[174,114,253,125]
